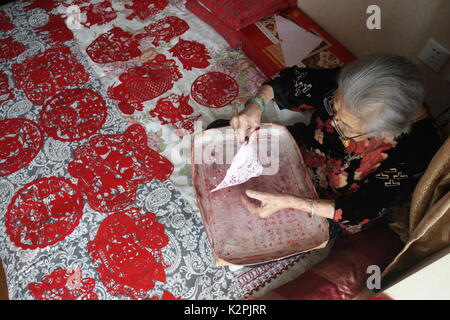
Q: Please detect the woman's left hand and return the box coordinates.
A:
[240,189,292,218]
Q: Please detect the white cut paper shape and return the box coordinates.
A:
[211,134,263,192]
[275,14,323,67]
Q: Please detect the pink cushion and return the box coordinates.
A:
[256,224,404,300]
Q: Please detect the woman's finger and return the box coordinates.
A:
[245,189,269,202]
[235,117,249,144]
[240,194,261,215]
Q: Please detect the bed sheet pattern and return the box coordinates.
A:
[0,0,257,300]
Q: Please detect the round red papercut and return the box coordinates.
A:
[88,208,169,299]
[0,118,44,177]
[12,46,90,105]
[6,177,84,249]
[39,88,107,142]
[191,72,239,108]
[68,124,174,213]
[28,267,98,300]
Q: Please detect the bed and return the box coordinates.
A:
[0,0,344,300]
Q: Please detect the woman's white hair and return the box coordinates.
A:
[337,53,425,138]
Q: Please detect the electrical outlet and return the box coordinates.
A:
[418,38,450,73]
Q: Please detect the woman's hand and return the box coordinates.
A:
[241,189,336,219]
[230,85,274,144]
[230,102,262,145]
[240,189,292,218]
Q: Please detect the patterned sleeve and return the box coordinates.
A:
[263,66,341,111]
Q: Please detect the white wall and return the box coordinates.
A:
[296,0,450,117]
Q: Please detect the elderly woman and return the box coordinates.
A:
[207,54,442,239]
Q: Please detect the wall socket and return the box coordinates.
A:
[418,38,450,73]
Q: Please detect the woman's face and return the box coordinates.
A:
[332,90,366,140]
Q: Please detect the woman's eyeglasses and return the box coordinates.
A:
[323,93,368,141]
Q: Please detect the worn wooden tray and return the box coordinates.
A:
[192,123,329,266]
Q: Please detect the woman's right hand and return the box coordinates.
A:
[230,101,262,144]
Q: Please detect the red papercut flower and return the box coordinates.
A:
[68,124,173,213]
[169,38,211,71]
[191,72,239,108]
[28,267,98,300]
[34,14,74,43]
[88,208,169,299]
[0,118,44,177]
[12,46,90,105]
[39,88,107,142]
[6,177,84,249]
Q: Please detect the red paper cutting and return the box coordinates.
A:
[39,88,107,142]
[107,54,182,115]
[0,37,26,64]
[168,38,211,71]
[191,72,239,108]
[86,27,141,64]
[29,267,98,300]
[0,70,14,103]
[137,16,189,46]
[34,14,74,43]
[125,0,168,21]
[148,291,181,300]
[149,94,201,135]
[0,10,14,31]
[81,0,117,28]
[88,207,169,299]
[0,118,44,177]
[12,46,90,105]
[6,177,84,249]
[68,124,174,213]
[22,0,60,12]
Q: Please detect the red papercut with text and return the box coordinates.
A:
[22,0,60,12]
[0,10,14,31]
[68,124,174,213]
[169,38,211,71]
[0,70,14,103]
[34,14,74,43]
[88,207,169,299]
[39,88,107,142]
[191,72,239,108]
[81,0,117,28]
[125,0,168,21]
[136,16,189,46]
[0,37,25,64]
[29,267,98,300]
[12,46,90,105]
[107,54,182,114]
[149,94,201,135]
[6,177,84,249]
[86,27,141,64]
[0,118,44,177]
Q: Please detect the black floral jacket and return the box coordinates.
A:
[264,66,442,238]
